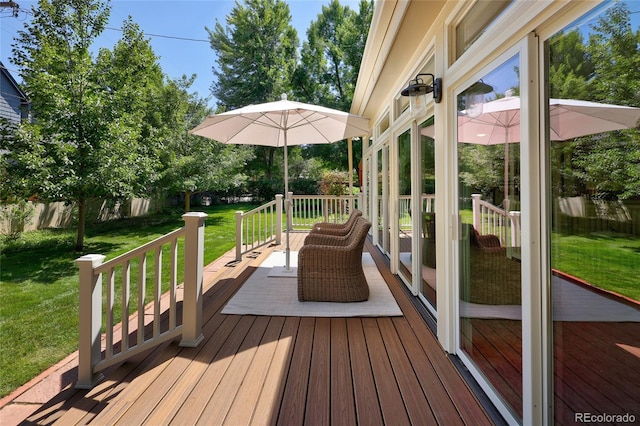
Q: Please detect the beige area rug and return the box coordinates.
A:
[221,251,403,317]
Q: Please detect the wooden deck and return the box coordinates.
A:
[463,318,640,425]
[21,233,495,425]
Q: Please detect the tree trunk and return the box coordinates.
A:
[75,196,86,252]
[185,189,191,212]
[266,147,275,180]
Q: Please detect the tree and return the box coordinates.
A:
[548,29,593,99]
[549,2,640,200]
[7,0,162,250]
[207,0,299,183]
[587,1,640,107]
[157,76,253,211]
[293,0,373,172]
[208,0,297,109]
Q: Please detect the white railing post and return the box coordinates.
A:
[509,211,521,247]
[323,198,329,222]
[235,211,243,261]
[76,254,106,389]
[275,194,283,245]
[180,212,207,348]
[471,194,482,231]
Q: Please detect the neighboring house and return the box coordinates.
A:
[0,60,29,124]
[351,1,640,425]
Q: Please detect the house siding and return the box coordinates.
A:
[0,61,28,124]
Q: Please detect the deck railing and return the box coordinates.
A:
[75,212,207,389]
[471,194,521,247]
[234,194,361,261]
[398,194,436,229]
[290,194,360,228]
[235,194,283,261]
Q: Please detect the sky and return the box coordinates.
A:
[1,0,361,107]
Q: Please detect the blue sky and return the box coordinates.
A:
[1,0,361,107]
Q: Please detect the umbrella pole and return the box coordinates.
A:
[284,132,291,271]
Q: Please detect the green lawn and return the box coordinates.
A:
[460,209,639,300]
[551,232,640,301]
[0,203,256,398]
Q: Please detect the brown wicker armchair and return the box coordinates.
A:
[298,217,372,302]
[471,227,504,253]
[310,209,362,236]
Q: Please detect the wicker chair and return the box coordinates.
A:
[298,217,372,302]
[470,226,504,253]
[310,209,362,236]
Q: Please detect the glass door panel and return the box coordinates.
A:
[398,130,412,280]
[458,54,523,418]
[547,2,640,423]
[376,148,384,248]
[376,145,390,256]
[420,118,437,308]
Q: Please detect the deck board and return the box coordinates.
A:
[376,317,437,425]
[223,316,286,424]
[306,317,331,425]
[330,318,357,426]
[361,317,412,425]
[346,318,384,425]
[21,233,496,426]
[277,317,314,425]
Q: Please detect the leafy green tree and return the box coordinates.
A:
[587,1,640,107]
[93,18,166,198]
[6,1,165,250]
[208,0,297,109]
[293,0,373,172]
[548,29,593,99]
[550,2,640,200]
[158,76,253,211]
[10,0,113,251]
[207,0,299,183]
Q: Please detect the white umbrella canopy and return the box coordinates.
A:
[190,94,370,148]
[189,94,370,271]
[422,96,640,143]
[422,96,640,203]
[454,96,640,144]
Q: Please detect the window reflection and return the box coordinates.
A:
[548,1,640,423]
[420,118,437,309]
[458,54,523,418]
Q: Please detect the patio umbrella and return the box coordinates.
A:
[190,94,369,272]
[422,96,640,204]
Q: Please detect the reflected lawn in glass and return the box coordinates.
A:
[552,232,640,301]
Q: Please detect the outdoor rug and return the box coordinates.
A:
[221,251,403,317]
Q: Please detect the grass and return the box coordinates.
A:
[0,203,256,398]
[460,208,639,301]
[551,231,640,301]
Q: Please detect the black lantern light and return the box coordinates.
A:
[400,73,442,118]
[463,80,493,119]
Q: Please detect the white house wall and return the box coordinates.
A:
[352,1,629,425]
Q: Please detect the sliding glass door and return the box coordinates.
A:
[546,2,640,423]
[458,53,523,419]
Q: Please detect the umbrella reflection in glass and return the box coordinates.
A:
[424,95,640,205]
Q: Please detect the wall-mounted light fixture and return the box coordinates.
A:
[400,73,442,118]
[463,80,493,119]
